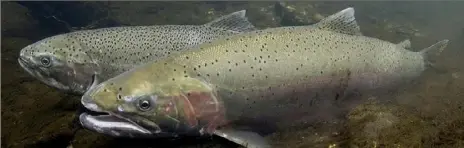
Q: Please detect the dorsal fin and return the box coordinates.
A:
[397,39,411,49]
[203,10,257,33]
[313,7,362,36]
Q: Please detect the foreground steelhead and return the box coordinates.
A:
[80,7,449,148]
[17,10,256,94]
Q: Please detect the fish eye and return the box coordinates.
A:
[138,99,151,111]
[40,56,51,67]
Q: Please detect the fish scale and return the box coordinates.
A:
[18,10,256,94]
[80,7,449,148]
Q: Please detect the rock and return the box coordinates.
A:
[275,2,320,26]
[237,2,281,28]
[267,121,344,148]
[70,130,113,148]
[1,36,79,148]
[346,101,436,148]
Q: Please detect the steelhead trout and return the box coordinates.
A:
[80,7,449,148]
[18,10,257,94]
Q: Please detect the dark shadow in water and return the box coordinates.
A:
[25,133,75,148]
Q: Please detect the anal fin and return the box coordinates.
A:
[214,129,271,148]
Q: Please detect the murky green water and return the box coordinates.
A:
[2,1,463,148]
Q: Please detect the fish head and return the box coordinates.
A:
[18,34,100,94]
[81,64,223,138]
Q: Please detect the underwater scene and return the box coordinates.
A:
[1,1,464,148]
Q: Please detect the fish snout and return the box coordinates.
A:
[81,80,104,112]
[18,53,33,66]
[18,56,29,67]
[17,56,38,78]
[81,95,103,112]
[18,44,36,59]
[79,113,153,138]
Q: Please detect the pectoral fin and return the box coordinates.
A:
[214,129,271,148]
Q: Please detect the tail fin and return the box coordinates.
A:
[203,10,257,33]
[420,40,449,60]
[420,39,449,69]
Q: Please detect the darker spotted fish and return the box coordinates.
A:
[18,10,257,94]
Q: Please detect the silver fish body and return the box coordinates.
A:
[80,7,449,148]
[18,10,256,94]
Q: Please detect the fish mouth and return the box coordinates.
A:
[79,113,156,137]
[80,76,174,138]
[79,113,179,138]
[18,57,48,83]
[80,92,156,137]
[81,75,104,112]
[18,56,71,91]
[18,57,35,77]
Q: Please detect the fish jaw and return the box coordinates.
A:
[80,82,163,138]
[17,56,72,92]
[79,113,157,137]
